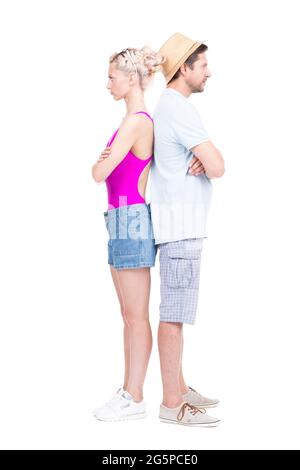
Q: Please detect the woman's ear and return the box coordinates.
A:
[128,72,138,86]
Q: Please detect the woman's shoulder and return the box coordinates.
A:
[119,112,153,135]
[123,112,152,124]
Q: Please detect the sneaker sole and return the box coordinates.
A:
[159,417,220,427]
[93,412,146,422]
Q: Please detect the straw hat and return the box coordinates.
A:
[159,32,206,84]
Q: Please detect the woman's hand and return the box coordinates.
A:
[188,156,206,176]
[97,146,112,163]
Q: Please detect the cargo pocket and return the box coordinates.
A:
[166,243,202,289]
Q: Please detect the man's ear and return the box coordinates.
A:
[179,62,188,77]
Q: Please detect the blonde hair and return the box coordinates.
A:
[109,46,166,90]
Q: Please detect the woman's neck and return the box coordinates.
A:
[124,90,146,115]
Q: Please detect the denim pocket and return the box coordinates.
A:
[112,238,142,268]
[113,238,142,256]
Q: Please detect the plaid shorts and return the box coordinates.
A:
[158,238,204,325]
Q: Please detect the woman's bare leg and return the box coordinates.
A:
[109,266,130,390]
[116,267,152,402]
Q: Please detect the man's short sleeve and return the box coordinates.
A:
[171,101,210,150]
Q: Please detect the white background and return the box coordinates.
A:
[1,0,300,450]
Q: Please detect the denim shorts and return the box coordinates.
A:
[103,203,158,270]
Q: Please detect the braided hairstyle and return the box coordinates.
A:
[109,46,166,90]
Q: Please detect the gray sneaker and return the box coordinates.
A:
[183,386,219,408]
[159,402,220,427]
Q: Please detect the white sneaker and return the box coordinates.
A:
[93,390,146,422]
[92,386,123,417]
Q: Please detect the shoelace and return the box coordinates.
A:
[188,386,205,398]
[106,393,133,410]
[104,398,119,408]
[104,389,123,407]
[105,397,123,410]
[177,402,206,421]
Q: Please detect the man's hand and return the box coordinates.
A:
[96,146,111,163]
[188,156,206,176]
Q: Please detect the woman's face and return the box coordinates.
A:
[106,62,133,100]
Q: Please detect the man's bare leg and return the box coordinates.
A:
[179,334,189,395]
[158,321,184,408]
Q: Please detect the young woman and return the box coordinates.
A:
[91,46,165,421]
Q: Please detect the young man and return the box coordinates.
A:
[150,32,225,427]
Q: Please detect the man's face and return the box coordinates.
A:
[185,52,211,93]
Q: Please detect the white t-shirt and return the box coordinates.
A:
[150,87,213,245]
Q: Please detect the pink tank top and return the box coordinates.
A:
[105,111,153,210]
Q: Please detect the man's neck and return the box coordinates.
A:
[166,83,191,99]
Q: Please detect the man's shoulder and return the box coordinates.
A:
[153,90,190,121]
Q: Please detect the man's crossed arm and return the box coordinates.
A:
[190,141,225,178]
